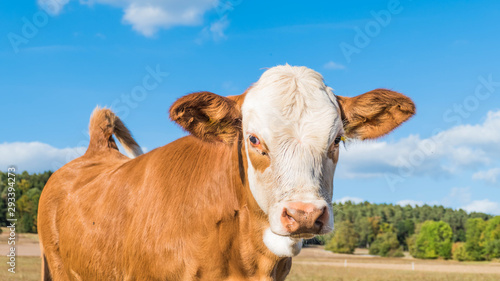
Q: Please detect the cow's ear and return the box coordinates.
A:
[170,91,241,144]
[336,89,416,140]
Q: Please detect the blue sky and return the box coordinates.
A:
[1,0,500,214]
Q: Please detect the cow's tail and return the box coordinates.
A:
[87,106,143,158]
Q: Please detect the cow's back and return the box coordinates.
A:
[38,148,133,279]
[39,136,246,280]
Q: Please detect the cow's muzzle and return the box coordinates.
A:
[280,201,329,236]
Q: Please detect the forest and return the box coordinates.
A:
[316,201,500,261]
[0,170,51,233]
[1,170,499,261]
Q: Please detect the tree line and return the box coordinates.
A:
[0,170,51,233]
[316,201,500,261]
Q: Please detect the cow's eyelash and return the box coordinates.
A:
[334,135,347,145]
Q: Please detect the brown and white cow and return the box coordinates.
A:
[38,65,415,280]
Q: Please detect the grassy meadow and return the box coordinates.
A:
[1,256,40,281]
[287,263,500,281]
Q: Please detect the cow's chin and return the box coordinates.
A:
[263,228,304,257]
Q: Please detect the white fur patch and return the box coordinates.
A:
[263,228,303,257]
[245,148,270,213]
[241,65,339,234]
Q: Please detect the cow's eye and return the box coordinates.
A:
[334,136,342,145]
[249,135,260,146]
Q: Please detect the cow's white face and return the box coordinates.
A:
[241,65,340,256]
[170,64,416,258]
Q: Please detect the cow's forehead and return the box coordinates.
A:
[241,65,343,147]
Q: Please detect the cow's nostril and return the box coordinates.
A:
[314,220,323,229]
[314,206,328,229]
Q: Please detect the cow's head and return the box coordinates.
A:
[170,65,415,257]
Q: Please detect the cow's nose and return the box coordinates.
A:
[280,202,328,235]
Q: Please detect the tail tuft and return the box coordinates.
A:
[88,107,143,158]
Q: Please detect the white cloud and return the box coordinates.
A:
[38,0,219,37]
[208,15,229,40]
[197,15,229,43]
[396,199,424,207]
[462,199,500,215]
[0,141,142,173]
[38,0,70,16]
[324,61,345,70]
[473,167,500,184]
[337,110,500,182]
[0,142,85,173]
[334,196,364,204]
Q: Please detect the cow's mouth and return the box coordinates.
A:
[290,233,316,239]
[272,231,316,239]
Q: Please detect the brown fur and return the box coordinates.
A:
[228,90,248,109]
[248,147,271,172]
[38,100,289,281]
[336,89,416,140]
[88,107,142,157]
[38,88,415,281]
[246,131,271,173]
[170,91,241,145]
